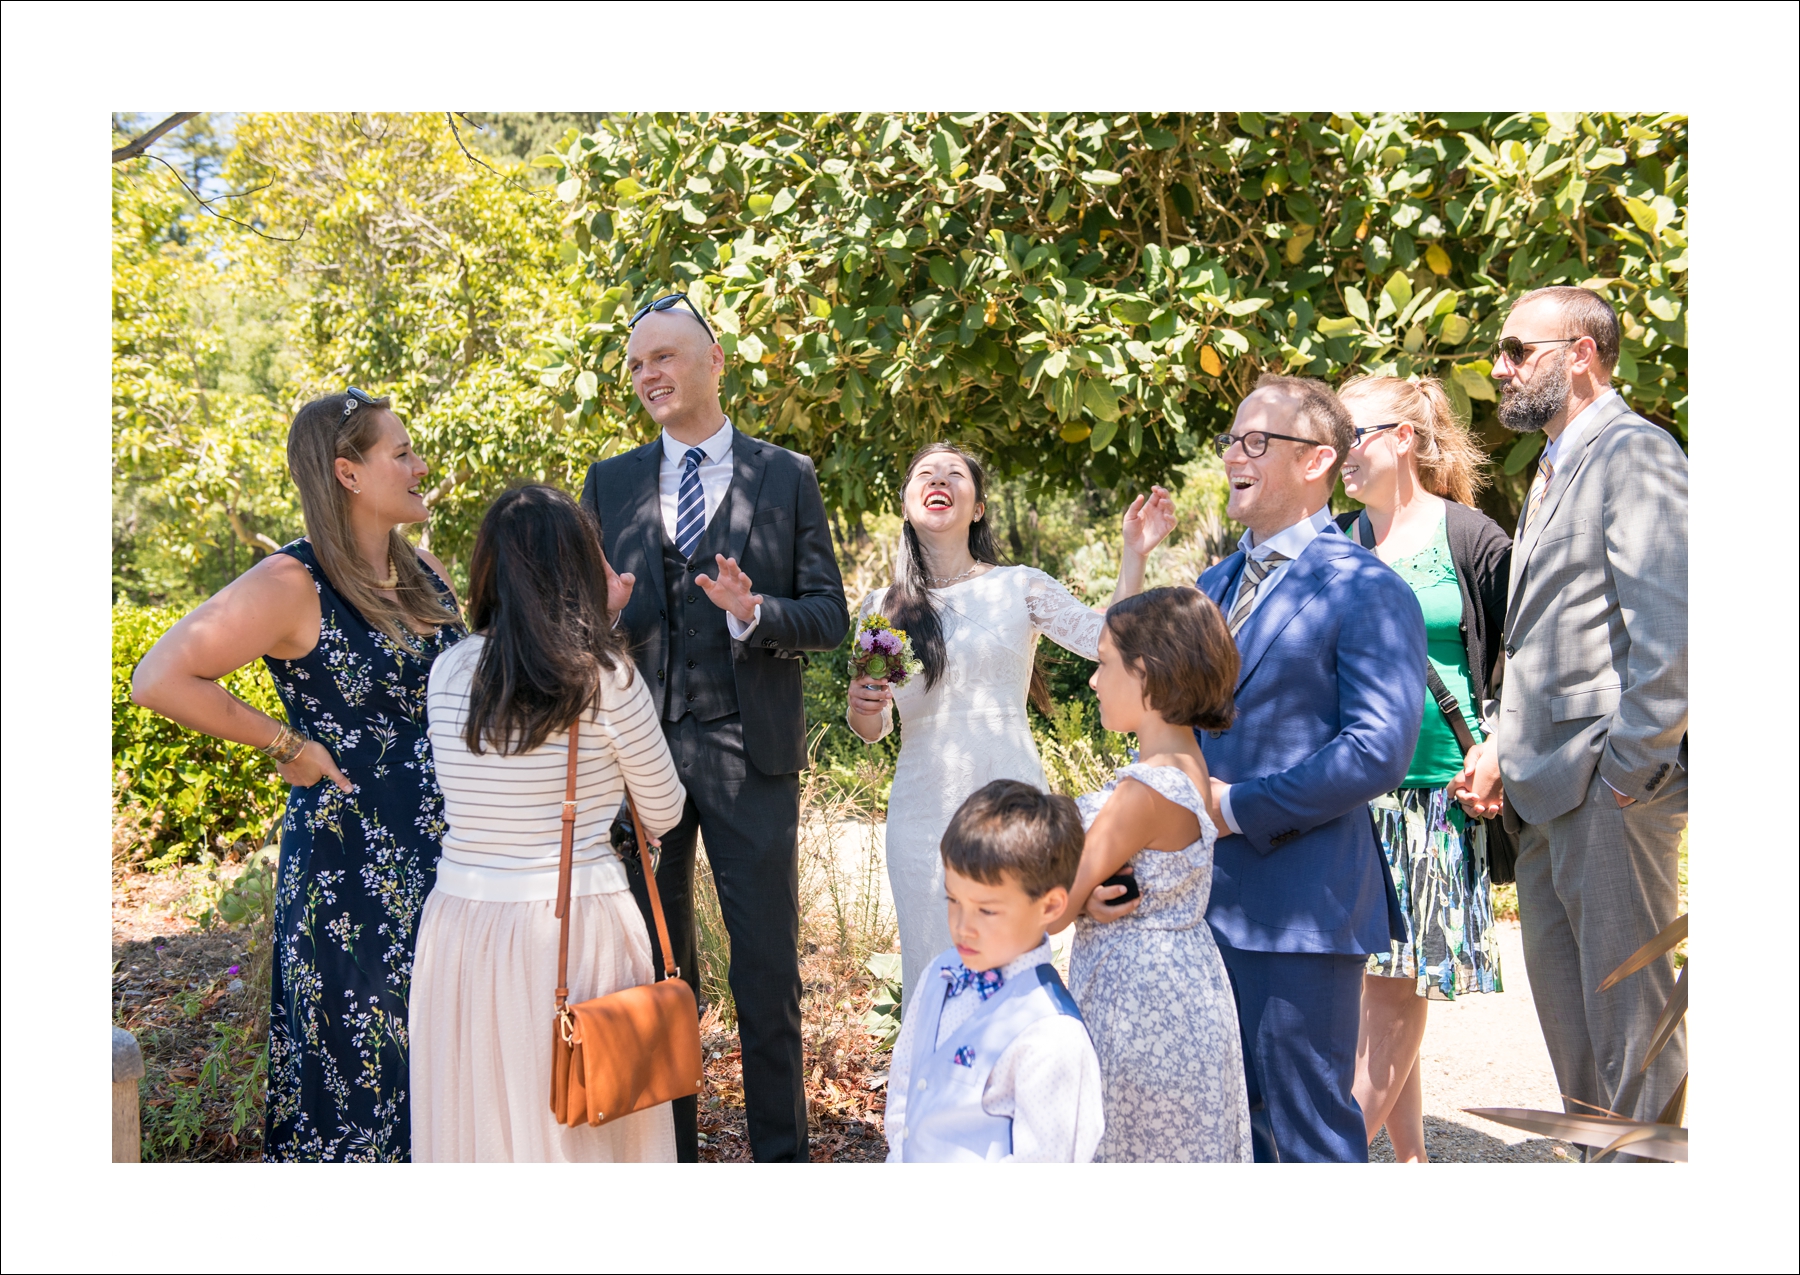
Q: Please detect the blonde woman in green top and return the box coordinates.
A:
[1336,375,1513,1162]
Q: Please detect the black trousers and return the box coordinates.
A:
[622,712,806,1163]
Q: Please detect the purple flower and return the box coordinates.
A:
[874,631,901,654]
[857,630,876,651]
[228,965,241,976]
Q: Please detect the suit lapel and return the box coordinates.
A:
[723,434,770,563]
[1505,398,1630,630]
[1232,537,1338,691]
[633,440,668,605]
[1202,553,1244,612]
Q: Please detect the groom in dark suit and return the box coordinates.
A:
[580,296,848,1162]
[1193,374,1425,1162]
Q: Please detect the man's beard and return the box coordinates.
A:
[1497,349,1570,433]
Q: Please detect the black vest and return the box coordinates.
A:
[659,492,739,723]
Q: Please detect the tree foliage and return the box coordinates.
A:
[536,111,1686,519]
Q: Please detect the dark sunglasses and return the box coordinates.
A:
[1350,421,1402,446]
[1212,429,1332,460]
[629,292,715,342]
[342,386,381,418]
[1492,335,1580,367]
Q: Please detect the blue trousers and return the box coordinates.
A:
[1216,941,1368,1163]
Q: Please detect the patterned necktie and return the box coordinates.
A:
[674,446,708,559]
[943,963,1004,1001]
[1228,549,1290,636]
[1521,456,1555,536]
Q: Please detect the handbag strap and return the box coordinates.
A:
[554,717,681,1025]
[1425,663,1480,757]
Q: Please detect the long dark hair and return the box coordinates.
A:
[887,443,1051,713]
[462,485,630,756]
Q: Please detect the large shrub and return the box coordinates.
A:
[113,604,288,868]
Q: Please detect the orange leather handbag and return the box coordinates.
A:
[550,717,703,1128]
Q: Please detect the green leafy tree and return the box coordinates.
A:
[536,112,1685,523]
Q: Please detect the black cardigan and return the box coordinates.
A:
[1335,501,1512,707]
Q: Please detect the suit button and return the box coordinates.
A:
[686,660,696,669]
[686,594,697,604]
[686,692,696,702]
[687,627,696,637]
[660,609,667,619]
[656,669,665,681]
[1505,644,1516,657]
[763,639,775,648]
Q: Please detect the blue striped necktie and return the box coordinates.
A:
[675,445,708,559]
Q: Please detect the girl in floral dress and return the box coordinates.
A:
[131,389,464,1160]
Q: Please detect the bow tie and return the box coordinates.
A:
[943,962,1004,1001]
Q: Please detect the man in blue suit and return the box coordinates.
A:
[1194,373,1424,1162]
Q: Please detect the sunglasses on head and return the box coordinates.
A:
[1492,335,1581,367]
[341,387,381,419]
[629,293,716,342]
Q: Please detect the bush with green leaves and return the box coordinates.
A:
[535,111,1685,521]
[113,604,288,868]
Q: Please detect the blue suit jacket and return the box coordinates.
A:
[1198,528,1424,955]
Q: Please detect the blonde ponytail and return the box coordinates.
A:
[1339,374,1489,506]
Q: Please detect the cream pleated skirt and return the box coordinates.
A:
[409,887,677,1162]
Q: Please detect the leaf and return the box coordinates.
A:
[1081,377,1121,422]
[746,192,773,218]
[1047,187,1072,222]
[1425,243,1452,276]
[1502,430,1545,474]
[1462,1108,1686,1162]
[971,173,1006,192]
[1214,328,1249,355]
[1598,913,1687,990]
[1285,191,1321,227]
[1624,196,1658,233]
[770,187,796,216]
[1143,125,1179,150]
[1381,270,1413,315]
[737,333,766,364]
[1645,289,1682,323]
[1453,362,1497,404]
[1438,315,1471,345]
[1080,169,1122,186]
[1198,345,1223,377]
[574,369,598,400]
[1316,316,1360,339]
[1224,297,1271,317]
[555,178,582,203]
[1344,287,1370,324]
[1639,962,1687,1072]
[1089,418,1120,451]
[1058,421,1091,443]
[613,176,643,197]
[1656,1074,1688,1127]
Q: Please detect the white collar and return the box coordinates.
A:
[997,937,1054,982]
[1239,503,1334,560]
[660,416,734,466]
[1542,389,1620,469]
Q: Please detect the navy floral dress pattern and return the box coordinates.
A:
[261,538,463,1161]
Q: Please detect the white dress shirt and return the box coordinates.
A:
[1218,504,1337,835]
[658,417,758,640]
[883,938,1104,1163]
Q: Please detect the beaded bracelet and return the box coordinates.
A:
[259,720,308,766]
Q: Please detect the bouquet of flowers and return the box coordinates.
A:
[850,614,923,690]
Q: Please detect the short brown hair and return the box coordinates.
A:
[941,780,1084,900]
[1103,587,1238,731]
[1253,372,1355,481]
[1516,285,1621,373]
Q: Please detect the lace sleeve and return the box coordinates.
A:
[847,589,894,744]
[1024,570,1105,660]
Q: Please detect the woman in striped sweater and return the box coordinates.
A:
[409,484,686,1162]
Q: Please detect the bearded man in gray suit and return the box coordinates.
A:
[1454,286,1687,1138]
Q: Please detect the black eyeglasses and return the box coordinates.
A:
[342,386,380,418]
[1212,429,1332,459]
[629,293,715,342]
[1350,421,1401,446]
[1492,335,1581,368]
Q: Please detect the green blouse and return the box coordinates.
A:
[1387,511,1483,788]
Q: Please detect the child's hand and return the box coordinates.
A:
[1083,880,1141,924]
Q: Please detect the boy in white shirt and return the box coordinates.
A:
[884,780,1104,1162]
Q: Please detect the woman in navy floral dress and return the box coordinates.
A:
[132,389,463,1161]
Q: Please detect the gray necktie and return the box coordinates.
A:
[1228,550,1289,636]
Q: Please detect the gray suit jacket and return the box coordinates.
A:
[1496,395,1687,825]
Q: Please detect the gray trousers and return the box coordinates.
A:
[1516,766,1687,1129]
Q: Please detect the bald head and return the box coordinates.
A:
[626,306,726,444]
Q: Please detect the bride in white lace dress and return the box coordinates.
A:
[847,443,1175,1000]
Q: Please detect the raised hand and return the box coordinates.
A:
[695,554,763,625]
[1121,486,1178,560]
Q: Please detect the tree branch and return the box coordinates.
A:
[445,113,543,196]
[112,113,198,164]
[132,152,308,242]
